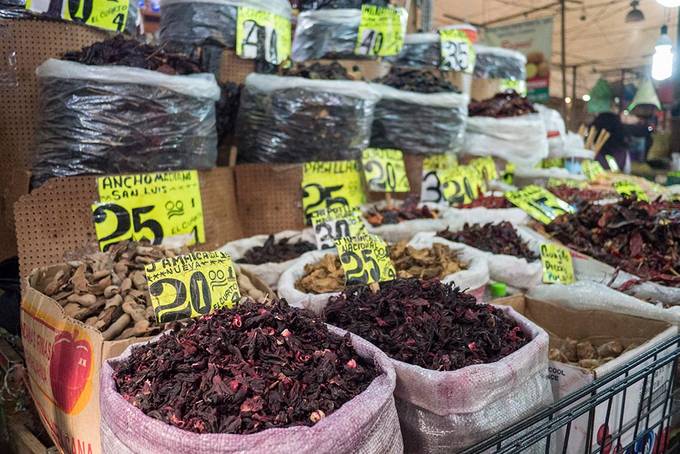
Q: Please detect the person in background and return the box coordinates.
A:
[592,112,631,173]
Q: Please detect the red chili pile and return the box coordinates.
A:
[437,222,538,261]
[458,194,512,209]
[468,91,536,118]
[113,299,378,434]
[364,196,438,226]
[548,185,615,206]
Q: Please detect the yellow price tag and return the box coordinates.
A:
[236,7,291,64]
[502,163,515,185]
[355,5,406,57]
[92,171,205,252]
[605,155,620,172]
[470,156,498,182]
[145,252,240,323]
[311,207,368,250]
[613,180,649,202]
[442,165,480,205]
[361,148,410,193]
[582,160,605,180]
[499,79,527,96]
[505,185,575,224]
[421,154,458,204]
[547,177,586,189]
[540,244,575,284]
[439,29,475,74]
[302,160,366,223]
[335,234,396,286]
[55,0,129,32]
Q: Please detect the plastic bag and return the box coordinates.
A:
[473,44,526,80]
[32,59,219,187]
[369,83,469,154]
[535,104,566,156]
[236,73,379,163]
[219,229,316,290]
[100,325,403,454]
[292,9,362,61]
[364,201,450,244]
[390,305,552,452]
[387,32,440,68]
[464,113,549,167]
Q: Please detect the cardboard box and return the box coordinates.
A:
[496,295,677,453]
[21,263,271,454]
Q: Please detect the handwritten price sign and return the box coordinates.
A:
[361,148,410,192]
[505,185,575,224]
[302,160,365,223]
[335,234,396,286]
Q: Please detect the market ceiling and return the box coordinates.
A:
[434,0,678,98]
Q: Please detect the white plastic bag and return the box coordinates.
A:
[535,104,566,156]
[473,44,526,81]
[364,201,450,243]
[464,113,549,167]
[219,229,316,289]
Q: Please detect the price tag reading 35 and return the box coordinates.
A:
[361,148,410,192]
[145,252,240,323]
[335,235,396,286]
[439,29,475,73]
[355,5,407,57]
[505,185,575,224]
[302,160,365,223]
[236,7,291,65]
[92,170,205,252]
[540,244,575,284]
[311,207,367,250]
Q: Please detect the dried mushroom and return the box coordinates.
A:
[390,241,466,280]
[550,338,635,370]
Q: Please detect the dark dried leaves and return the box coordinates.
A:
[438,222,538,262]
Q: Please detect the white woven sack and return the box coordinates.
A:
[464,113,548,167]
[219,229,316,289]
[443,206,530,230]
[100,325,403,454]
[391,305,552,453]
[364,201,450,243]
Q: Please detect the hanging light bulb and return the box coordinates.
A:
[656,0,680,7]
[625,0,645,22]
[651,25,674,81]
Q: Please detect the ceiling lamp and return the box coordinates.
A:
[652,25,674,81]
[656,0,680,7]
[625,1,645,23]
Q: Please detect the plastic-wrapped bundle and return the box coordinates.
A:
[297,0,388,11]
[236,73,379,163]
[32,59,220,187]
[474,44,526,80]
[370,83,469,154]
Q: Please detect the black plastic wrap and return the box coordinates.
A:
[297,0,387,11]
[386,34,440,68]
[292,9,362,61]
[370,84,468,154]
[473,45,526,80]
[235,74,378,163]
[31,59,219,188]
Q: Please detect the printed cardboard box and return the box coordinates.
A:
[496,295,676,453]
[21,263,271,454]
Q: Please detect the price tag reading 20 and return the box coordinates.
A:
[145,252,240,323]
[92,170,205,252]
[355,5,407,57]
[361,148,410,192]
[505,185,575,224]
[335,235,396,286]
[302,160,366,223]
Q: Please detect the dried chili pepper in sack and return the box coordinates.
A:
[363,197,449,243]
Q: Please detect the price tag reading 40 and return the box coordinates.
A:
[302,160,366,223]
[145,252,240,323]
[26,0,129,31]
[311,207,368,250]
[92,170,205,252]
[421,154,458,204]
[439,28,475,74]
[236,7,291,65]
[505,185,575,224]
[355,5,407,57]
[335,235,396,286]
[613,180,649,202]
[540,244,575,285]
[361,148,410,192]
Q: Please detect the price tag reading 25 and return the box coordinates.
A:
[145,251,240,323]
[505,185,575,224]
[302,160,366,223]
[92,170,205,252]
[335,235,396,286]
[361,148,410,192]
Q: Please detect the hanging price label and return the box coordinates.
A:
[439,29,475,74]
[540,244,575,284]
[145,252,240,323]
[582,160,605,180]
[311,207,367,250]
[470,156,498,183]
[605,155,620,172]
[505,185,575,224]
[302,160,366,223]
[25,0,130,32]
[335,234,396,286]
[442,165,482,205]
[420,154,458,204]
[354,5,407,57]
[361,148,410,192]
[613,180,649,202]
[236,7,291,64]
[92,170,205,252]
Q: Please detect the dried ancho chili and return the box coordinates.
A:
[364,197,438,227]
[236,235,316,265]
[113,299,378,434]
[468,91,536,118]
[390,241,466,279]
[373,67,460,93]
[324,278,529,371]
[438,222,538,262]
[62,35,203,75]
[546,198,680,287]
[458,194,512,209]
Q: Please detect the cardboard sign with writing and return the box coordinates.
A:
[439,29,475,73]
[311,207,368,250]
[301,160,365,222]
[26,0,129,32]
[613,180,649,202]
[145,251,240,323]
[354,5,406,57]
[505,185,575,224]
[540,243,575,284]
[420,154,458,204]
[236,6,291,64]
[361,148,410,192]
[335,234,396,285]
[92,170,205,252]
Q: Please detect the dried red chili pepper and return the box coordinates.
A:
[364,196,438,227]
[437,222,538,261]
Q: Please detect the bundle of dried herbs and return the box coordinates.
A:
[282,62,354,80]
[236,235,316,265]
[458,194,512,209]
[324,278,529,371]
[438,222,538,262]
[364,197,438,226]
[549,338,637,370]
[390,241,466,279]
[295,254,345,294]
[62,35,203,75]
[546,198,680,287]
[113,299,379,434]
[468,91,536,118]
[373,67,460,93]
